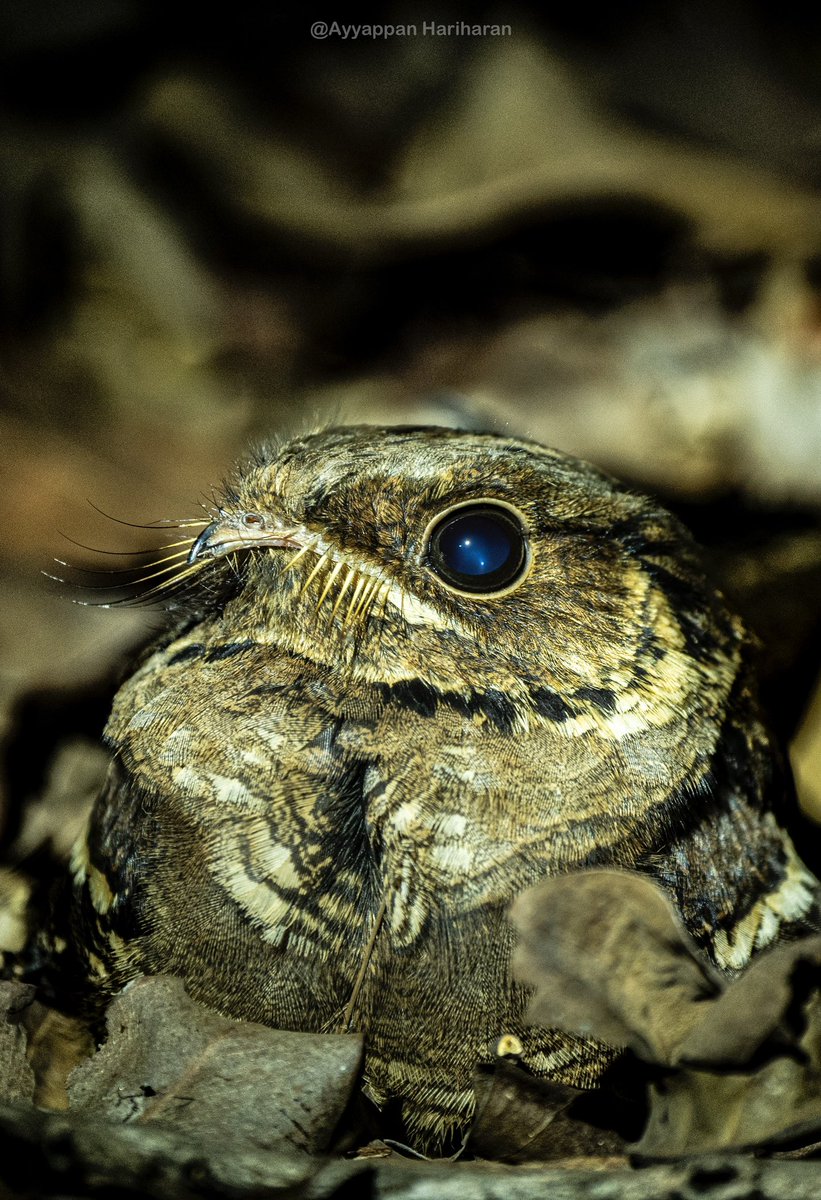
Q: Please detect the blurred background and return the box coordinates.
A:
[3,1,821,932]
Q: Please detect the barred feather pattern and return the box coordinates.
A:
[28,425,821,1150]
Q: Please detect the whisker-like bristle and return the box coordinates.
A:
[224,550,242,585]
[52,548,191,577]
[86,500,210,530]
[363,575,388,625]
[300,551,330,597]
[42,568,75,587]
[282,545,311,574]
[331,566,356,618]
[350,576,379,624]
[57,533,195,558]
[45,554,196,594]
[370,581,391,658]
[344,574,368,627]
[76,560,208,608]
[316,559,345,610]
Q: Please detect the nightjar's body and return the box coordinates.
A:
[44,427,819,1147]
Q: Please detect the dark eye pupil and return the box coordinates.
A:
[438,515,512,576]
[428,505,527,594]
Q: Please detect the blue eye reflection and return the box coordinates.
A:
[438,515,513,577]
[427,504,528,594]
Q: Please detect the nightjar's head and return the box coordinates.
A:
[180,424,741,728]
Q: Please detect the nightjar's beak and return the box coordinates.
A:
[187,515,302,564]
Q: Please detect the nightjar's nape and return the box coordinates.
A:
[28,424,821,1150]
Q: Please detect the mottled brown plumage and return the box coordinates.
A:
[31,425,821,1147]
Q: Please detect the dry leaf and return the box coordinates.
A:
[19,1002,95,1110]
[68,975,363,1156]
[511,869,821,1157]
[676,938,821,1069]
[510,870,723,1065]
[636,981,821,1158]
[0,981,35,1103]
[470,1058,629,1163]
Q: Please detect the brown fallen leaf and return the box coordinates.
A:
[67,974,363,1157]
[19,1001,95,1110]
[0,981,35,1103]
[511,869,821,1069]
[636,984,821,1158]
[470,1057,629,1163]
[510,869,821,1157]
[676,937,821,1069]
[510,869,724,1065]
[353,1139,395,1159]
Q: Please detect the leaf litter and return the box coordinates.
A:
[510,868,821,1158]
[4,869,821,1193]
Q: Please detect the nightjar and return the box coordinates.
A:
[32,425,821,1148]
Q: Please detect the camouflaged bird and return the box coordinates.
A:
[32,425,821,1148]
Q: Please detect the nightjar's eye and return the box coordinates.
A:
[425,502,530,595]
[242,512,266,528]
